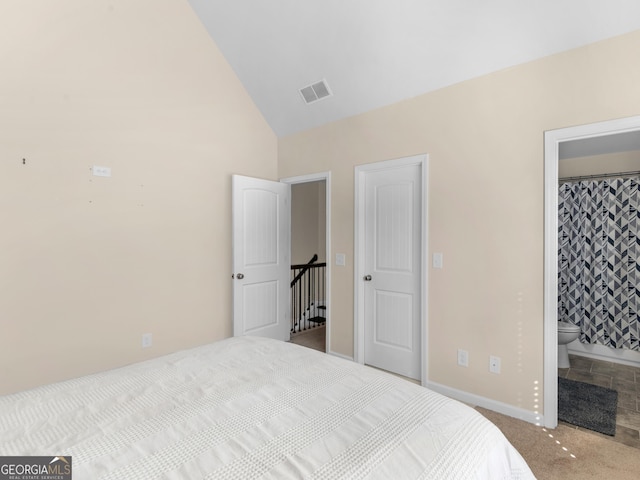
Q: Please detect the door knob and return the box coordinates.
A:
[236,273,244,280]
[363,274,372,281]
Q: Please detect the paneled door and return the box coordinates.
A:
[361,161,422,380]
[232,175,290,341]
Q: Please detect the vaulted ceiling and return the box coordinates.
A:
[188,0,640,138]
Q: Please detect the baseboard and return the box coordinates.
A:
[324,356,544,426]
[328,350,354,362]
[426,381,543,426]
[568,341,640,367]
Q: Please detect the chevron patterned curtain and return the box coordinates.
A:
[558,178,640,351]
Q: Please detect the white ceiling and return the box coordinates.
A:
[188,0,640,138]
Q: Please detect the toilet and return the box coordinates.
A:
[558,321,581,368]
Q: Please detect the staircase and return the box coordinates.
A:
[291,254,326,333]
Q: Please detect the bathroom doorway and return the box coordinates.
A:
[544,114,640,428]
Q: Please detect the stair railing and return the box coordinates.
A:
[290,254,326,333]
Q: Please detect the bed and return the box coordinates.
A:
[0,336,534,479]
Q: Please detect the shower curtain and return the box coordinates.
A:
[558,177,640,351]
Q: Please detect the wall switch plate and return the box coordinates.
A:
[457,349,469,367]
[142,333,152,348]
[433,252,443,269]
[335,253,346,266]
[92,165,111,177]
[489,355,501,374]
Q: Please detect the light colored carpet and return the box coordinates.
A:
[477,407,640,480]
[289,326,325,352]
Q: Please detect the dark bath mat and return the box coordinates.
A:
[558,377,618,436]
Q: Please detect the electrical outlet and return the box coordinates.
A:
[142,333,152,348]
[457,349,469,367]
[489,355,501,374]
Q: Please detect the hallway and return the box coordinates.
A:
[289,326,325,353]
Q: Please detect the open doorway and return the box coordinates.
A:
[544,114,640,429]
[281,172,331,354]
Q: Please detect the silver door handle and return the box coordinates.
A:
[236,273,244,280]
[363,274,372,281]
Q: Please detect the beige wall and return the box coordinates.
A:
[278,30,640,411]
[0,0,277,394]
[3,1,640,416]
[291,181,326,264]
[559,151,640,178]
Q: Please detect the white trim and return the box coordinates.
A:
[353,154,429,386]
[543,130,559,429]
[427,381,542,426]
[280,172,332,356]
[544,114,640,429]
[568,342,640,367]
[421,158,430,387]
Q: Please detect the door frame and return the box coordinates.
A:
[280,171,332,355]
[354,154,429,386]
[544,114,640,428]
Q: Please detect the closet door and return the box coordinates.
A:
[356,156,425,381]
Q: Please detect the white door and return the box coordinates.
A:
[362,163,422,379]
[232,175,290,341]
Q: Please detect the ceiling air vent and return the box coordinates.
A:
[299,79,332,104]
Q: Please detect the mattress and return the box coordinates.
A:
[0,336,534,479]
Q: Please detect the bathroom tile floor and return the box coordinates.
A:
[558,354,640,449]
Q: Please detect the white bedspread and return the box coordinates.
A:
[0,336,534,479]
